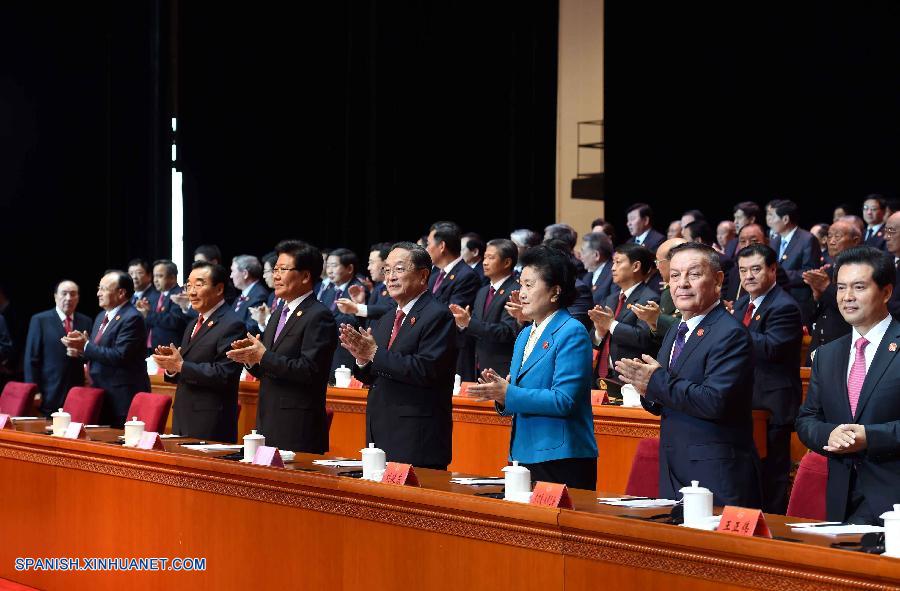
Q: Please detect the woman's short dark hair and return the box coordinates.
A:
[834,246,896,289]
[520,245,577,308]
[275,239,323,278]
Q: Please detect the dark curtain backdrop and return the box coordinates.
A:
[0,3,169,338]
[605,3,900,235]
[177,1,558,264]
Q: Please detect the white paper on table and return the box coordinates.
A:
[600,499,679,508]
[280,451,296,462]
[11,416,41,420]
[450,478,505,486]
[181,444,244,452]
[785,521,843,528]
[159,434,184,439]
[311,459,363,468]
[790,524,885,536]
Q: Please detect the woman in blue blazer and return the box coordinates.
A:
[470,245,598,489]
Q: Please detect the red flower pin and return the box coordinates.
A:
[542,341,549,349]
[696,328,705,337]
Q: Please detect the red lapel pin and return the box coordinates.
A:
[382,290,387,296]
[410,317,416,326]
[207,320,214,327]
[542,341,549,349]
[114,315,121,321]
[696,328,705,337]
[449,274,455,281]
[890,342,897,352]
[499,289,505,295]
[755,314,761,321]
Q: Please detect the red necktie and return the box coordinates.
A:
[156,292,167,312]
[483,286,496,316]
[191,314,205,340]
[387,310,405,349]
[64,316,72,334]
[742,301,755,327]
[597,292,626,378]
[93,316,109,344]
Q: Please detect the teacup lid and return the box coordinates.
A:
[124,416,144,427]
[336,364,350,373]
[51,408,70,418]
[502,460,530,474]
[244,429,265,440]
[679,480,711,494]
[361,442,383,454]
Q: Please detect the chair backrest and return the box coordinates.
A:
[62,387,105,425]
[624,437,660,498]
[0,382,38,416]
[125,392,173,433]
[786,451,828,520]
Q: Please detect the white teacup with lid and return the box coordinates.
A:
[51,408,71,436]
[680,480,714,527]
[880,504,900,558]
[502,460,531,500]
[124,416,145,446]
[334,365,352,388]
[361,443,386,480]
[620,384,641,407]
[243,430,265,462]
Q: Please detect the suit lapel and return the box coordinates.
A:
[388,293,430,349]
[180,305,226,356]
[517,312,567,380]
[854,320,900,420]
[484,276,515,318]
[271,295,315,352]
[672,305,723,373]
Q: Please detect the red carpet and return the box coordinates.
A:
[0,579,40,591]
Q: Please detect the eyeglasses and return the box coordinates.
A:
[272,266,298,274]
[382,266,411,277]
[863,205,882,211]
[885,227,898,236]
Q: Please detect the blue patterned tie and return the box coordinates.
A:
[669,322,690,368]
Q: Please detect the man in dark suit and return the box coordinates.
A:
[320,248,368,376]
[725,201,762,261]
[340,242,458,469]
[804,219,862,356]
[450,239,520,377]
[767,200,821,324]
[461,232,489,287]
[862,194,887,251]
[580,232,615,306]
[153,262,246,442]
[426,221,481,380]
[230,255,269,334]
[335,242,396,326]
[734,244,803,514]
[884,212,900,318]
[128,258,158,309]
[227,240,338,453]
[24,280,92,416]
[616,242,762,508]
[590,244,661,385]
[62,270,150,427]
[136,259,188,353]
[625,202,665,254]
[797,246,900,524]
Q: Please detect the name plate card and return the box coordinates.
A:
[0,414,12,430]
[459,382,476,397]
[381,462,419,486]
[590,390,609,405]
[529,482,573,509]
[63,422,89,440]
[716,506,772,538]
[137,431,165,450]
[348,377,365,389]
[252,445,284,468]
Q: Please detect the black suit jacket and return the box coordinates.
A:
[796,319,900,521]
[567,277,595,333]
[864,226,887,251]
[24,309,92,414]
[82,303,151,425]
[890,261,900,320]
[321,278,369,375]
[167,304,246,442]
[365,282,395,324]
[735,285,803,425]
[249,294,337,453]
[466,276,520,377]
[599,283,661,379]
[132,286,158,308]
[429,261,480,379]
[770,229,821,306]
[809,266,852,355]
[584,264,614,306]
[233,282,270,335]
[642,304,762,507]
[470,261,489,286]
[722,262,791,302]
[145,286,189,351]
[627,228,665,253]
[353,291,458,468]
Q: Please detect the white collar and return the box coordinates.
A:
[779,226,798,244]
[55,308,70,322]
[682,300,721,337]
[442,257,464,274]
[398,290,427,316]
[197,299,225,319]
[618,282,641,301]
[104,303,125,321]
[489,275,512,292]
[867,222,884,232]
[333,280,351,293]
[283,291,313,312]
[635,229,651,244]
[748,283,776,309]
[851,314,892,348]
[592,261,607,284]
[241,281,259,297]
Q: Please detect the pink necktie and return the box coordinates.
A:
[847,336,869,417]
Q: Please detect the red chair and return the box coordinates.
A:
[62,387,105,425]
[0,382,38,416]
[624,437,660,498]
[786,452,828,520]
[125,392,173,433]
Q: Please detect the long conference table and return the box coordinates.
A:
[1,419,898,590]
[149,375,772,494]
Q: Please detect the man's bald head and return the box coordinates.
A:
[883,212,900,256]
[657,237,687,284]
[827,220,862,258]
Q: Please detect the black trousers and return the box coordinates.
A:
[761,423,792,514]
[524,457,597,491]
[846,467,879,525]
